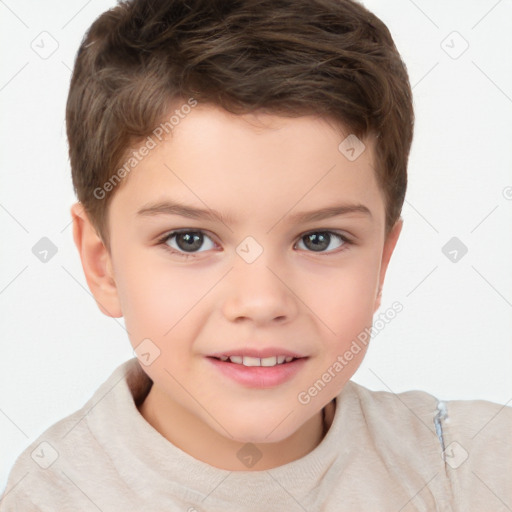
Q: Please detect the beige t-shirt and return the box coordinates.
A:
[1,358,510,511]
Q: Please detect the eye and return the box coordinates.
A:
[296,231,349,253]
[161,230,216,254]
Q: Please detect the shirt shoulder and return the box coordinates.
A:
[0,359,149,511]
[0,399,108,511]
[345,381,512,511]
[438,396,512,510]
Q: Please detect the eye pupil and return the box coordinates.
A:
[176,232,203,252]
[304,232,330,251]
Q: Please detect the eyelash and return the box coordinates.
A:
[157,229,353,259]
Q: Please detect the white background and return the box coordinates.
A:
[1,0,511,493]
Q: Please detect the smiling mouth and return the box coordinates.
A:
[208,355,303,367]
[207,355,308,388]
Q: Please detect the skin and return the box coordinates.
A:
[71,103,402,471]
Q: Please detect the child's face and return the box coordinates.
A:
[83,104,401,443]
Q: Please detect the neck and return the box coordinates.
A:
[138,385,335,471]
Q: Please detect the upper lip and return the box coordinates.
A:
[208,347,307,359]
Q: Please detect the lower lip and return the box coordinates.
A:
[207,357,308,388]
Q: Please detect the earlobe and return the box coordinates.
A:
[373,218,403,313]
[70,202,123,318]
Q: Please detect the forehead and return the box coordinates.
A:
[109,104,384,226]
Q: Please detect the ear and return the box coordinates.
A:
[70,202,122,318]
[374,218,403,312]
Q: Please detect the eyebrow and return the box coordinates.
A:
[136,200,372,224]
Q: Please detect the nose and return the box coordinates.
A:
[221,256,299,326]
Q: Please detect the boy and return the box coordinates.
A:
[1,0,510,510]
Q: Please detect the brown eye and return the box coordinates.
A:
[297,231,346,252]
[166,231,215,253]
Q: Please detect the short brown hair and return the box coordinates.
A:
[66,0,414,248]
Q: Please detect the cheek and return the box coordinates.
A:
[114,249,222,365]
[293,254,380,405]
[114,250,196,341]
[301,251,380,336]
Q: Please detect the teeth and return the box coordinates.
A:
[243,356,261,367]
[218,355,296,366]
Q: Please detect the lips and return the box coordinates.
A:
[207,354,308,388]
